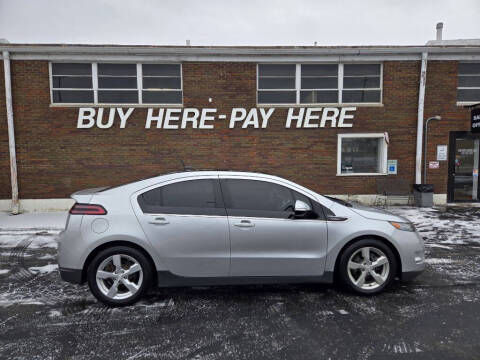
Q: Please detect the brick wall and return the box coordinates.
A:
[424,61,471,194]
[0,59,472,199]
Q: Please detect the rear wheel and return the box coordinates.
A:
[87,246,153,306]
[338,239,397,295]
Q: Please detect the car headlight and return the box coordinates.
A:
[389,221,415,232]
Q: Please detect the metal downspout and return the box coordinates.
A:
[415,52,428,184]
[2,51,19,214]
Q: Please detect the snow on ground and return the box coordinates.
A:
[28,264,59,274]
[388,206,480,245]
[0,211,67,231]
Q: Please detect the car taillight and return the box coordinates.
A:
[69,203,107,215]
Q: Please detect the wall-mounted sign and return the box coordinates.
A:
[76,107,357,130]
[437,145,447,161]
[472,108,480,133]
[429,161,440,169]
[387,159,397,174]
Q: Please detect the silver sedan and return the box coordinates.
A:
[58,171,425,306]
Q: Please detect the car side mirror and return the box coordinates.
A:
[294,200,311,214]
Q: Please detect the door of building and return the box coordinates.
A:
[448,132,480,202]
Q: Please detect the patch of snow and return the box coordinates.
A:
[389,207,480,245]
[425,244,453,250]
[425,258,455,264]
[28,263,58,274]
[0,212,68,231]
[49,310,62,317]
[0,299,45,307]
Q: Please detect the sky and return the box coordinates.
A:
[0,0,479,46]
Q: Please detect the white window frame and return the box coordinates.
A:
[49,62,183,106]
[456,61,480,106]
[337,133,388,176]
[256,63,383,106]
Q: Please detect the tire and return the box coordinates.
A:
[338,239,397,295]
[87,246,153,307]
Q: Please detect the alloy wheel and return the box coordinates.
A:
[95,254,144,300]
[347,246,390,290]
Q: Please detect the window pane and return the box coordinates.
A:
[457,89,480,102]
[52,63,92,76]
[223,179,294,211]
[301,64,338,76]
[52,76,92,89]
[258,90,296,104]
[142,91,182,104]
[343,77,380,89]
[52,90,94,103]
[139,179,216,210]
[161,180,216,208]
[344,64,381,76]
[258,77,295,89]
[98,77,137,89]
[342,90,381,103]
[98,90,138,103]
[258,64,296,76]
[300,90,338,103]
[143,64,180,76]
[301,77,338,89]
[341,137,382,174]
[458,75,480,88]
[98,63,137,76]
[143,77,181,89]
[458,63,480,75]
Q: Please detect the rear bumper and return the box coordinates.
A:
[59,267,83,284]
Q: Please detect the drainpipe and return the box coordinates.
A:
[415,52,428,184]
[2,51,19,214]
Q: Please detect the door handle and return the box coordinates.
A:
[148,217,169,225]
[234,219,255,228]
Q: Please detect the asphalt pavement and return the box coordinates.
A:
[0,206,479,359]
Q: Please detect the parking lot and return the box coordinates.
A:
[1,206,479,359]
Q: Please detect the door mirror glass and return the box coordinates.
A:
[294,200,311,213]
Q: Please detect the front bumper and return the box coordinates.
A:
[59,267,83,284]
[392,228,425,278]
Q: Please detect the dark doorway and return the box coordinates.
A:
[448,132,480,202]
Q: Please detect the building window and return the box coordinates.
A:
[97,63,138,103]
[257,63,382,105]
[300,64,338,104]
[142,64,182,104]
[257,64,296,104]
[51,63,94,103]
[50,62,182,105]
[342,64,381,103]
[337,133,388,175]
[457,62,480,103]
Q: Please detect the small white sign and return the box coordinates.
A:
[387,159,397,174]
[437,145,447,161]
[429,161,440,169]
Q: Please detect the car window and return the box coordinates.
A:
[138,179,225,216]
[221,179,294,212]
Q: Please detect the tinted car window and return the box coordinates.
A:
[221,179,294,212]
[138,179,225,216]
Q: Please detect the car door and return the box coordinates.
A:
[134,176,230,277]
[220,177,328,277]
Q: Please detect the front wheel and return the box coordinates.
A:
[338,239,397,295]
[87,246,153,306]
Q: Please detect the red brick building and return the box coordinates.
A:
[1,42,480,211]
